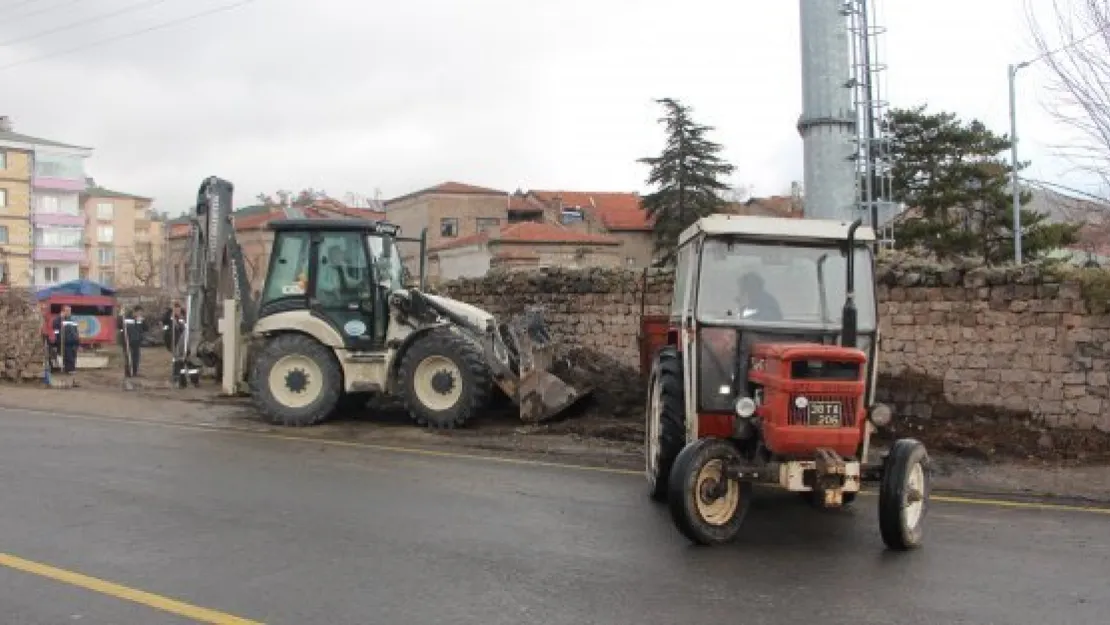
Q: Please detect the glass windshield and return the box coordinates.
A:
[367,235,404,292]
[695,239,876,332]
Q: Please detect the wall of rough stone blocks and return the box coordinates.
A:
[441,259,1110,434]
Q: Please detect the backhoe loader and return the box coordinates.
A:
[174,176,591,428]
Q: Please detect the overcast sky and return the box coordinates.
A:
[0,0,1096,215]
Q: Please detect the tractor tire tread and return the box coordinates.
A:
[399,327,492,429]
[649,346,686,502]
[249,333,342,428]
[878,437,930,551]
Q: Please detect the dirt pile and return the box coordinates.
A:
[0,289,48,382]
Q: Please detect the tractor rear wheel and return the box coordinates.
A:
[398,327,492,429]
[667,437,752,546]
[878,438,931,551]
[646,346,686,502]
[249,333,342,427]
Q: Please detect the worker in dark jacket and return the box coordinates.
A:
[52,305,81,375]
[162,301,185,353]
[118,306,148,377]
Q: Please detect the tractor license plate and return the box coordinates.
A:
[807,401,843,427]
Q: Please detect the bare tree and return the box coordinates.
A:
[1026,0,1110,195]
[120,244,159,287]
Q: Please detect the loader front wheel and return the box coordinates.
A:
[249,333,342,427]
[646,346,686,502]
[667,437,752,546]
[399,328,492,429]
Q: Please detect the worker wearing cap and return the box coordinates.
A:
[51,305,80,375]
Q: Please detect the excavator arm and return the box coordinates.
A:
[177,176,255,380]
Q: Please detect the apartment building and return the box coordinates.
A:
[82,186,164,287]
[0,116,93,287]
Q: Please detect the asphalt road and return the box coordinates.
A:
[0,407,1107,625]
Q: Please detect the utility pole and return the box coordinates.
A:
[1009,62,1029,264]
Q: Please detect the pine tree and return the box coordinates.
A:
[886,104,1079,264]
[638,98,735,266]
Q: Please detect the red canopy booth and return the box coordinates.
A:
[36,279,118,347]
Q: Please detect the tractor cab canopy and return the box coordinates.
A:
[674,215,878,334]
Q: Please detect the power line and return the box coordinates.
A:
[1020,22,1110,67]
[0,0,258,72]
[0,0,172,48]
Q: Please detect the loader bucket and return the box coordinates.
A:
[499,308,592,424]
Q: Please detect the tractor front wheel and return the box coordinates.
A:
[878,438,931,551]
[249,333,342,427]
[667,437,752,546]
[398,327,492,429]
[645,346,686,502]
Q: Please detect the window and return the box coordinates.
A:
[98,247,114,265]
[261,232,310,304]
[440,217,459,238]
[0,150,6,170]
[315,232,370,309]
[0,188,7,208]
[695,240,877,331]
[476,217,500,234]
[100,270,114,287]
[97,202,114,220]
[34,153,83,180]
[0,226,7,243]
[44,266,60,284]
[39,195,60,213]
[97,225,113,243]
[35,228,82,248]
[625,257,636,267]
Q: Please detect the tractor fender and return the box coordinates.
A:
[253,310,345,349]
[386,322,450,393]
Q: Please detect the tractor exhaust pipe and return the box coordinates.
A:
[841,218,863,349]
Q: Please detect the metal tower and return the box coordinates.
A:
[797,0,858,222]
[845,0,897,248]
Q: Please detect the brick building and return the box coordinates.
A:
[81,186,165,287]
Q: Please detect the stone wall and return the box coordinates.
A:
[441,258,1110,440]
[0,289,48,381]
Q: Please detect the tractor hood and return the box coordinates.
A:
[421,293,495,330]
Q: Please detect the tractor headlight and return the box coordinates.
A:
[794,396,809,410]
[869,403,893,427]
[735,397,757,418]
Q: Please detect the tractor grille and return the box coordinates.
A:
[788,394,858,427]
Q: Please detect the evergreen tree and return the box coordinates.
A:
[638,98,735,265]
[885,104,1079,264]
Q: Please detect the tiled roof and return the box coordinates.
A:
[166,199,384,238]
[529,190,652,231]
[429,221,620,253]
[732,196,803,218]
[385,181,507,205]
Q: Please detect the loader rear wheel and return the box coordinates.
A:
[249,333,342,427]
[878,438,931,551]
[399,327,492,429]
[667,437,752,546]
[646,346,686,502]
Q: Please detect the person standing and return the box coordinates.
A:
[51,305,80,375]
[118,306,148,377]
[162,300,185,353]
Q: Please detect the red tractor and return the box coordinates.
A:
[644,215,930,550]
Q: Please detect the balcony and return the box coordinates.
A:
[32,176,86,192]
[31,212,84,227]
[33,247,84,262]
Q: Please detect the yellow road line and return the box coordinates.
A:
[3,405,1110,516]
[0,552,263,625]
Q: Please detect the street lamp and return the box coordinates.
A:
[1009,61,1031,265]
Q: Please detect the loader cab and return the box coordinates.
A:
[259,219,407,351]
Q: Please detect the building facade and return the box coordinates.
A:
[81,187,164,287]
[0,116,92,287]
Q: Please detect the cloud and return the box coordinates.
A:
[0,0,1100,214]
